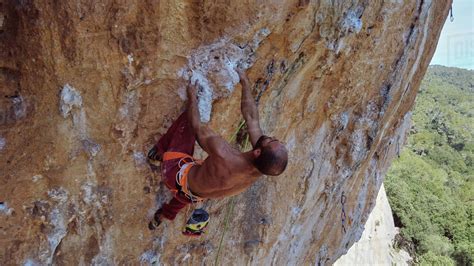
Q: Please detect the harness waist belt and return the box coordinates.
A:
[163,151,205,202]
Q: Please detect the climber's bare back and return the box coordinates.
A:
[187,133,262,198]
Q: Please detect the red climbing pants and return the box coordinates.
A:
[154,111,197,220]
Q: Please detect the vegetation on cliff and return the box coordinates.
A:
[385,66,474,265]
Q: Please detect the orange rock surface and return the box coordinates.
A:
[0,0,450,264]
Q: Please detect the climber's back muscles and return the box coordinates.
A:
[186,75,262,198]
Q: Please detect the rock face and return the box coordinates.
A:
[0,0,450,265]
[334,184,412,265]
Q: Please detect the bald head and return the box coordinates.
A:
[253,135,288,176]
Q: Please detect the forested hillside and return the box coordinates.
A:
[385,66,474,265]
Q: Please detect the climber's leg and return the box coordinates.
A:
[161,197,189,220]
[154,109,197,192]
[148,111,196,161]
[148,111,197,230]
[148,197,188,230]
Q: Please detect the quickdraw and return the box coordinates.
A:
[397,136,401,158]
[341,191,347,234]
[449,3,454,22]
[255,59,275,104]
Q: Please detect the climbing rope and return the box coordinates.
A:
[214,197,236,266]
[341,191,347,234]
[214,121,251,265]
[215,66,270,264]
[214,116,254,265]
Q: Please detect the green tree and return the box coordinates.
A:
[385,66,474,265]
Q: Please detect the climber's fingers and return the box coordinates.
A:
[186,78,198,88]
[236,67,244,76]
[186,82,197,100]
[237,68,249,86]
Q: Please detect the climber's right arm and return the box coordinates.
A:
[187,81,226,156]
[237,69,263,147]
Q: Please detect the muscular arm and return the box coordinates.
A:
[187,81,226,156]
[238,69,263,147]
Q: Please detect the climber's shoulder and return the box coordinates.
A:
[197,131,233,158]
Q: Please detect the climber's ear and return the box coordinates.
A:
[253,148,261,158]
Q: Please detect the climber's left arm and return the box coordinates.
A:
[237,69,263,147]
[186,81,227,157]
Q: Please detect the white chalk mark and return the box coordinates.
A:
[178,28,271,122]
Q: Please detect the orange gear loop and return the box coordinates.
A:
[163,152,205,202]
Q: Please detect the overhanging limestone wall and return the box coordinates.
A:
[0,0,450,264]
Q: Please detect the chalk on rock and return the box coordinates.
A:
[82,139,101,157]
[0,136,6,150]
[178,29,271,122]
[23,259,40,266]
[0,202,13,215]
[32,175,43,182]
[60,84,83,118]
[140,250,160,265]
[342,9,363,34]
[11,95,27,120]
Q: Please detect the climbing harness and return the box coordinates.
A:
[182,208,210,236]
[341,191,347,234]
[175,157,205,203]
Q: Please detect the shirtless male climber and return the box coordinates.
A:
[147,69,288,231]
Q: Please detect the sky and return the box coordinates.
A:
[430,0,474,70]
